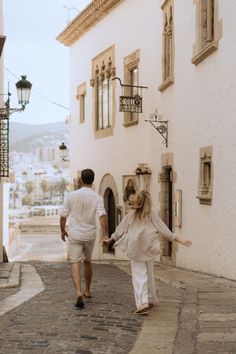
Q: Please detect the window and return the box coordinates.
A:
[123,49,140,126]
[91,46,115,139]
[192,0,222,65]
[159,0,174,92]
[76,82,86,123]
[96,64,112,130]
[198,146,213,205]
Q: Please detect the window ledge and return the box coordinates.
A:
[94,126,113,139]
[123,120,138,127]
[192,41,218,65]
[158,77,174,92]
[196,195,212,205]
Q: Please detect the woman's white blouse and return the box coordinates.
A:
[111,210,176,261]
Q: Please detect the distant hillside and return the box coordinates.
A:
[9,121,69,153]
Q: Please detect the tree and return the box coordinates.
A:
[54,178,68,203]
[24,181,34,205]
[40,179,49,199]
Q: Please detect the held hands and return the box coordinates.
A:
[102,236,112,247]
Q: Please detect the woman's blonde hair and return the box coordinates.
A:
[130,189,152,220]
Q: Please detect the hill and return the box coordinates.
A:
[9,121,69,153]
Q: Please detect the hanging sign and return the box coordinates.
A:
[119,94,142,113]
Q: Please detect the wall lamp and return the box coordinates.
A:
[0,75,32,177]
[59,142,69,162]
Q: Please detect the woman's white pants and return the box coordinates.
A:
[130,260,158,309]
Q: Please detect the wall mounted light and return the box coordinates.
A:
[0,75,32,177]
[59,142,69,162]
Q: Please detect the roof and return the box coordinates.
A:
[57,0,124,46]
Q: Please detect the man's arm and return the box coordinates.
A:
[99,214,109,239]
[60,216,68,242]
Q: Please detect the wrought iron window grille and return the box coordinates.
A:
[145,109,168,148]
[112,77,148,113]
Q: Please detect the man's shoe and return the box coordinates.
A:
[75,296,85,308]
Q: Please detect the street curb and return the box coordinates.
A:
[0,263,21,289]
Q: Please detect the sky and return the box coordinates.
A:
[3,0,90,125]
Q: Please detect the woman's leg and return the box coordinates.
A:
[130,260,149,309]
[146,260,158,306]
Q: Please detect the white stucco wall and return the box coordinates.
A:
[168,1,236,279]
[66,0,236,279]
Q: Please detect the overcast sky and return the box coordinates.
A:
[3,0,90,124]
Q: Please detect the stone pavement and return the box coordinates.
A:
[0,261,236,354]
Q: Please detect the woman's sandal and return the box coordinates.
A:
[134,306,150,315]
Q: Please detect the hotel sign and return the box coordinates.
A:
[119,94,143,113]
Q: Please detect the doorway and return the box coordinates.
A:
[166,166,173,256]
[104,187,116,253]
[160,166,173,258]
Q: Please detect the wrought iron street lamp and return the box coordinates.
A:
[0,75,32,177]
[59,142,69,162]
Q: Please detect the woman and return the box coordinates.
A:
[102,190,192,315]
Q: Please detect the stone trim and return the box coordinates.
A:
[158,153,177,266]
[123,49,140,126]
[192,0,223,65]
[76,82,86,123]
[91,46,116,139]
[76,82,86,97]
[197,145,213,205]
[99,173,119,204]
[57,0,124,46]
[158,77,174,92]
[158,0,174,92]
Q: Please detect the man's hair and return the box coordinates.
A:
[81,169,95,185]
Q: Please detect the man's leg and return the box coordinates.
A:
[68,239,85,307]
[83,239,95,297]
[71,262,85,308]
[84,260,92,297]
[71,262,82,297]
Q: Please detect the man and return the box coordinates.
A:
[60,169,108,308]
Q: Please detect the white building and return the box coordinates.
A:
[35,146,60,163]
[58,0,236,280]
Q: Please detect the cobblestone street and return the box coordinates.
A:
[0,262,143,354]
[1,260,236,353]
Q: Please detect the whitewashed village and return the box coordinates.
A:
[1,1,236,353]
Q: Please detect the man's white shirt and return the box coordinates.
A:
[61,187,106,241]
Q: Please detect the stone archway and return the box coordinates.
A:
[99,174,119,253]
[99,173,119,205]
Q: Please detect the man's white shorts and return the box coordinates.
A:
[67,238,95,262]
